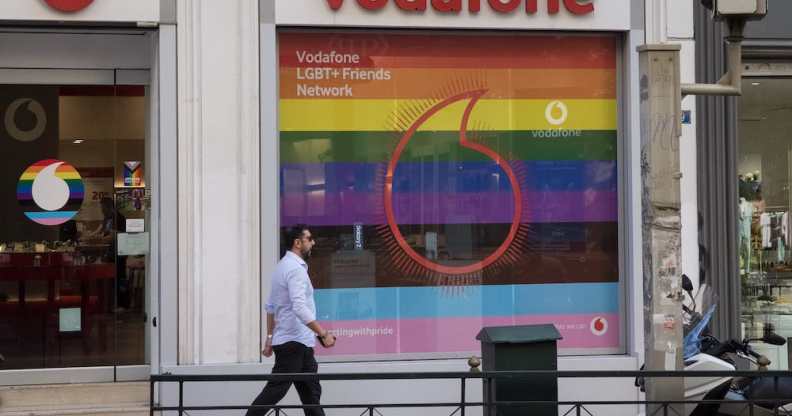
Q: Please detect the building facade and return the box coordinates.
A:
[6,0,771,415]
[696,0,792,372]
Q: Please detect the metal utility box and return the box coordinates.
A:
[476,324,562,416]
[711,0,768,19]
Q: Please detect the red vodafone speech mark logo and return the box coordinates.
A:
[384,90,523,275]
[44,0,94,13]
[590,316,608,336]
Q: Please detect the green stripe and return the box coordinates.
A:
[280,131,616,164]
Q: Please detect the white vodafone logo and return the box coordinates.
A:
[5,98,47,142]
[545,100,568,126]
[590,316,608,336]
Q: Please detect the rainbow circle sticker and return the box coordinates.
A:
[17,160,84,226]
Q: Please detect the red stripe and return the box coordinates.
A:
[279,32,617,69]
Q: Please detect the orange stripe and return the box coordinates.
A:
[279,32,617,69]
[280,68,616,99]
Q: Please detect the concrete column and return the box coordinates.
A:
[638,44,685,414]
[176,0,261,365]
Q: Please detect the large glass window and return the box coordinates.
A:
[0,85,149,369]
[278,30,621,359]
[739,77,792,370]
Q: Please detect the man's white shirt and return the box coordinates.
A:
[266,251,317,347]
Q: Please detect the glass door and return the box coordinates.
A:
[738,76,792,370]
[0,81,151,376]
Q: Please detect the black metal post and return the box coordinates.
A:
[149,379,155,416]
[178,381,184,416]
[775,376,780,416]
[460,377,466,416]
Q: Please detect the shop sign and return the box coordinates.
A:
[44,0,94,13]
[325,0,594,15]
[0,0,158,23]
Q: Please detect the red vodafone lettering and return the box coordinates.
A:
[395,0,427,11]
[357,0,388,9]
[547,0,560,14]
[326,0,344,10]
[488,0,520,13]
[44,0,94,12]
[432,0,461,12]
[564,0,594,15]
[326,0,595,14]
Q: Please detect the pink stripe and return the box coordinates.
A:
[316,314,619,356]
[33,218,70,226]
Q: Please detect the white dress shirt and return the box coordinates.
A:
[266,251,317,347]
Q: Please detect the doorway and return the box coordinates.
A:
[738,74,792,370]
[0,30,158,384]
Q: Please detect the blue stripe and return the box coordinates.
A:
[315,283,618,321]
[25,211,78,219]
[281,161,617,194]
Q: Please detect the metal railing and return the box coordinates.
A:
[150,370,792,416]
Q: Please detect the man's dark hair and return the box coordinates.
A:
[282,224,310,254]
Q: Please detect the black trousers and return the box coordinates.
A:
[246,341,325,416]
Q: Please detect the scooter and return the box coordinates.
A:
[639,276,792,416]
[685,327,791,415]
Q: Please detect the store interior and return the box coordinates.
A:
[739,77,792,370]
[0,85,148,370]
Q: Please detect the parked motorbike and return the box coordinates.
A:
[639,276,792,416]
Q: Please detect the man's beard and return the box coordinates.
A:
[302,248,312,259]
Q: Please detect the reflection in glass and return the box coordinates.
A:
[739,77,792,370]
[279,30,622,358]
[0,85,148,369]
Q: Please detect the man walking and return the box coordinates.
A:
[247,225,336,416]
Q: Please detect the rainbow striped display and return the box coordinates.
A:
[17,159,84,226]
[279,31,620,356]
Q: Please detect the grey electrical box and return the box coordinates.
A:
[713,0,767,19]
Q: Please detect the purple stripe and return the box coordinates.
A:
[281,190,616,226]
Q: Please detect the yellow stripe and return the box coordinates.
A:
[20,173,81,181]
[280,99,617,132]
[57,173,82,180]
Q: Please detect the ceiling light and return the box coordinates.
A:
[752,82,761,86]
[72,139,84,144]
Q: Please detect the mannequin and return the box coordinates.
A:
[739,197,753,274]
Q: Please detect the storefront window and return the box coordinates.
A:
[279,30,621,358]
[739,77,792,370]
[0,85,149,369]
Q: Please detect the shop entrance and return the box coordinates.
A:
[0,30,157,384]
[739,69,792,371]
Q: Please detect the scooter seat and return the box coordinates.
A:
[744,376,792,407]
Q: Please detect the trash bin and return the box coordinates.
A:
[476,324,562,416]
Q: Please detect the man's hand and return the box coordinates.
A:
[320,332,336,348]
[262,336,273,357]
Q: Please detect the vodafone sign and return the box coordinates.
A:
[326,0,594,15]
[277,0,629,30]
[44,0,94,13]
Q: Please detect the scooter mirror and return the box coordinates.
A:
[682,274,694,294]
[763,332,787,346]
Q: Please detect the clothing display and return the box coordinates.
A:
[739,198,754,274]
[761,213,772,248]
